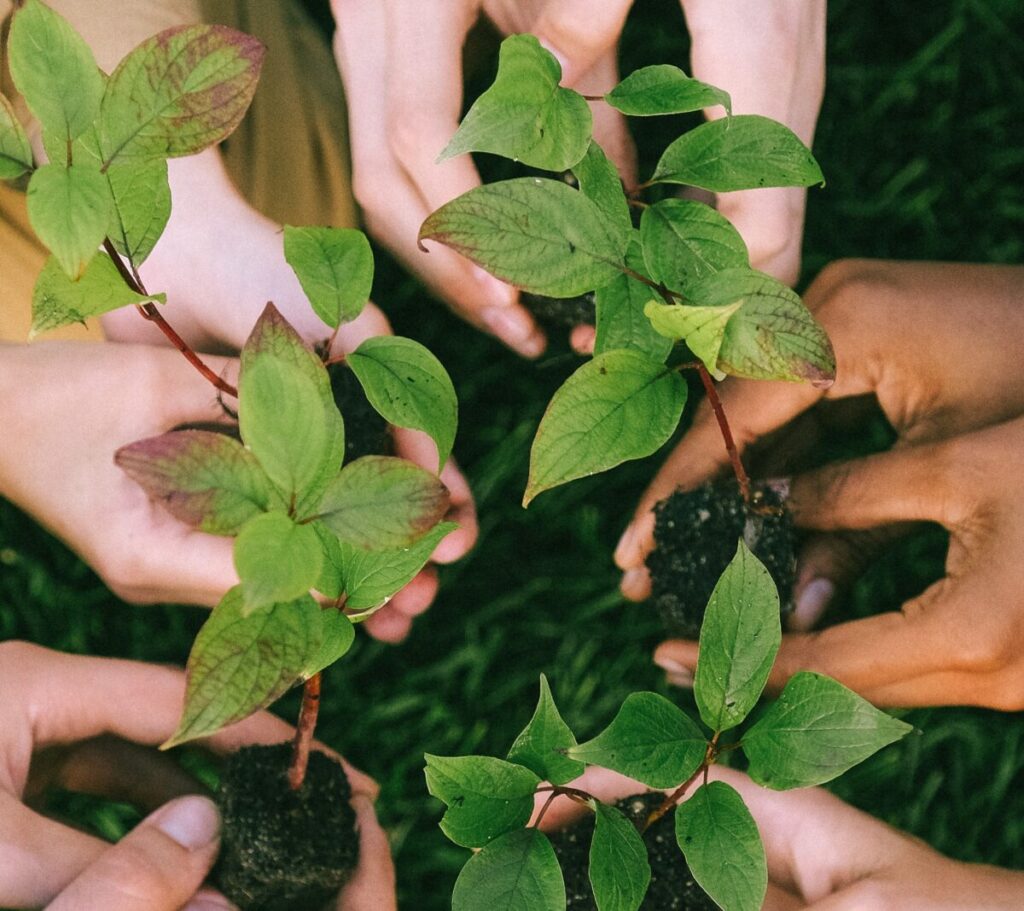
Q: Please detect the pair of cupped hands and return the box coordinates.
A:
[7,644,1022,910]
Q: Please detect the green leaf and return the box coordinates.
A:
[283,226,373,328]
[643,299,742,378]
[238,356,333,502]
[317,521,457,609]
[30,252,165,337]
[419,178,629,298]
[639,199,748,295]
[347,337,458,471]
[0,92,34,180]
[98,24,265,165]
[8,0,104,144]
[507,674,584,786]
[26,162,110,278]
[525,350,687,505]
[694,541,781,733]
[606,65,731,116]
[240,304,345,516]
[424,754,540,849]
[691,268,836,386]
[163,587,322,748]
[568,692,706,789]
[439,34,591,171]
[675,782,766,911]
[572,141,631,235]
[105,158,171,267]
[589,803,651,911]
[318,456,449,550]
[452,829,565,911]
[743,672,913,790]
[594,238,673,362]
[115,430,277,535]
[652,114,824,191]
[304,609,356,677]
[233,512,324,614]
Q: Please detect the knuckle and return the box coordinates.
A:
[0,639,45,670]
[806,259,895,325]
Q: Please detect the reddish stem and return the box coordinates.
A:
[102,240,238,398]
[695,362,751,504]
[533,790,560,829]
[288,672,322,791]
[643,735,719,832]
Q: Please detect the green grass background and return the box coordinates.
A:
[3,0,1024,905]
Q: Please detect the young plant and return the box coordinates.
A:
[419,35,835,509]
[427,543,912,911]
[1,0,459,813]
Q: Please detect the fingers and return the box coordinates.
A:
[0,643,294,763]
[335,0,545,357]
[790,526,914,632]
[48,795,222,911]
[615,378,822,581]
[393,427,478,563]
[570,324,596,355]
[531,0,633,85]
[0,794,108,908]
[156,350,240,430]
[788,442,962,531]
[336,794,397,910]
[362,568,440,644]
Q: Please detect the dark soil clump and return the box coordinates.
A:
[647,481,795,638]
[522,292,596,330]
[215,744,358,911]
[329,363,393,462]
[549,793,717,910]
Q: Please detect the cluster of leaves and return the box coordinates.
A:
[426,543,912,911]
[0,0,266,330]
[1,1,461,746]
[418,35,836,505]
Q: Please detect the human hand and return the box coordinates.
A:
[0,641,392,910]
[0,341,473,641]
[331,0,637,358]
[617,260,1024,603]
[536,766,1024,909]
[617,261,1024,708]
[681,0,826,286]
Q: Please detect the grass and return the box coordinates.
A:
[2,0,1024,906]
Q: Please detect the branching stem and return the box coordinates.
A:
[102,240,239,398]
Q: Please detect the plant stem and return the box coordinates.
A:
[643,734,720,832]
[695,362,751,504]
[533,790,560,829]
[102,240,239,399]
[288,672,321,791]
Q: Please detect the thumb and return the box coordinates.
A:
[533,0,633,85]
[48,795,225,911]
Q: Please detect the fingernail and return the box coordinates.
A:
[654,656,694,688]
[154,795,220,850]
[615,525,637,565]
[792,578,835,631]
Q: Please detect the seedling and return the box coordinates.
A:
[426,544,913,911]
[2,3,459,906]
[419,35,835,521]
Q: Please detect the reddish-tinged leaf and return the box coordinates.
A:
[116,430,277,535]
[318,456,450,550]
[99,24,265,165]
